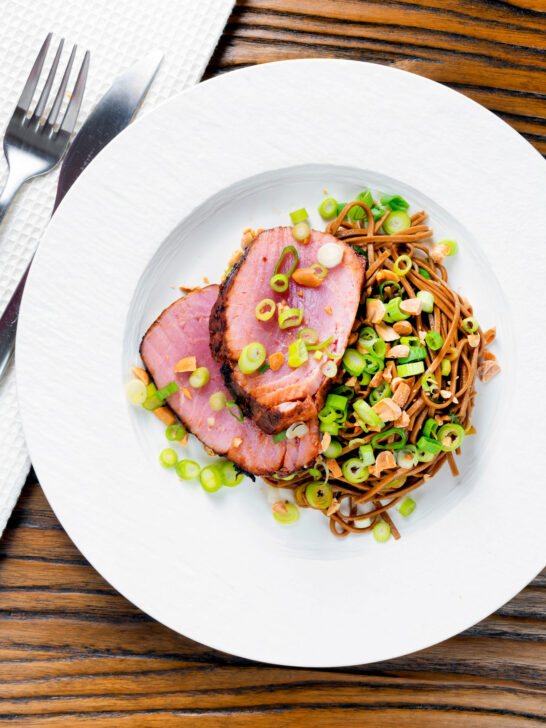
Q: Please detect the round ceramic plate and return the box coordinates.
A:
[17,60,546,667]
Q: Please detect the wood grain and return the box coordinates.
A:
[1,2,545,724]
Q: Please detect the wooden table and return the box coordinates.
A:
[1,2,545,725]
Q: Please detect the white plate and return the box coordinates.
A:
[17,60,546,667]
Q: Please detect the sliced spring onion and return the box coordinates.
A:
[274,245,299,277]
[416,447,435,463]
[165,424,186,441]
[317,242,343,268]
[440,239,458,256]
[289,208,308,224]
[342,458,369,483]
[397,361,425,377]
[322,361,337,378]
[272,430,287,443]
[308,468,322,479]
[425,331,444,350]
[142,392,162,411]
[221,461,244,486]
[175,459,200,480]
[371,428,407,451]
[393,254,412,276]
[126,379,147,406]
[398,346,427,365]
[306,482,333,509]
[398,497,416,517]
[383,296,411,323]
[423,418,439,438]
[209,391,227,411]
[369,382,392,406]
[292,221,311,243]
[441,358,452,376]
[379,280,403,303]
[288,339,309,368]
[325,393,349,415]
[319,420,340,435]
[361,352,384,375]
[383,211,411,235]
[332,384,355,398]
[255,298,276,321]
[189,367,210,388]
[353,399,383,429]
[385,475,407,491]
[270,273,289,292]
[226,401,244,422]
[380,194,409,211]
[309,263,327,279]
[273,502,300,524]
[400,335,421,347]
[371,205,386,221]
[279,307,303,329]
[360,371,372,386]
[417,290,434,312]
[358,444,376,466]
[306,334,333,351]
[258,362,270,374]
[359,326,378,344]
[323,439,342,459]
[318,197,338,220]
[419,266,431,279]
[286,421,309,440]
[318,405,338,424]
[159,448,178,468]
[416,435,442,454]
[373,521,391,543]
[421,372,438,394]
[342,348,366,377]
[462,316,479,334]
[396,445,418,469]
[157,381,180,400]
[437,423,465,452]
[238,342,266,374]
[200,465,223,492]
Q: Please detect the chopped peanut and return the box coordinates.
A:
[269,352,284,371]
[400,298,422,315]
[297,290,303,297]
[179,285,200,293]
[375,322,399,342]
[372,450,396,475]
[324,306,333,315]
[430,243,450,264]
[320,433,332,453]
[174,356,197,373]
[467,334,480,348]
[203,276,209,284]
[204,446,216,457]
[179,432,189,447]
[394,411,410,428]
[480,351,496,362]
[387,344,410,359]
[440,389,453,399]
[393,320,413,335]
[291,267,323,287]
[228,249,242,266]
[478,360,501,383]
[240,228,256,250]
[418,329,427,342]
[272,501,288,515]
[372,397,402,423]
[376,269,400,283]
[384,361,397,382]
[154,407,176,426]
[346,376,357,387]
[182,387,193,400]
[207,417,215,427]
[327,458,342,479]
[369,371,384,387]
[366,298,386,324]
[131,366,149,386]
[231,437,243,448]
[326,499,341,516]
[392,381,411,408]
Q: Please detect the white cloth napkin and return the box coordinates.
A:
[0,0,234,535]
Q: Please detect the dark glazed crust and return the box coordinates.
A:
[209,230,366,435]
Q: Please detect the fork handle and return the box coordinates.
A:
[0,262,29,381]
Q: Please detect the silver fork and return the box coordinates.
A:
[0,34,89,379]
[0,33,89,226]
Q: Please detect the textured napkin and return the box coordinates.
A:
[0,0,234,535]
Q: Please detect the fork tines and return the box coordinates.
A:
[16,33,89,135]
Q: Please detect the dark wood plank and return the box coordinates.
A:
[1,2,545,724]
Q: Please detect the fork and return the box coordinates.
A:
[0,33,89,227]
[0,34,89,380]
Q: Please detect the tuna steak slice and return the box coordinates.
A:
[210,227,365,434]
[140,285,320,476]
